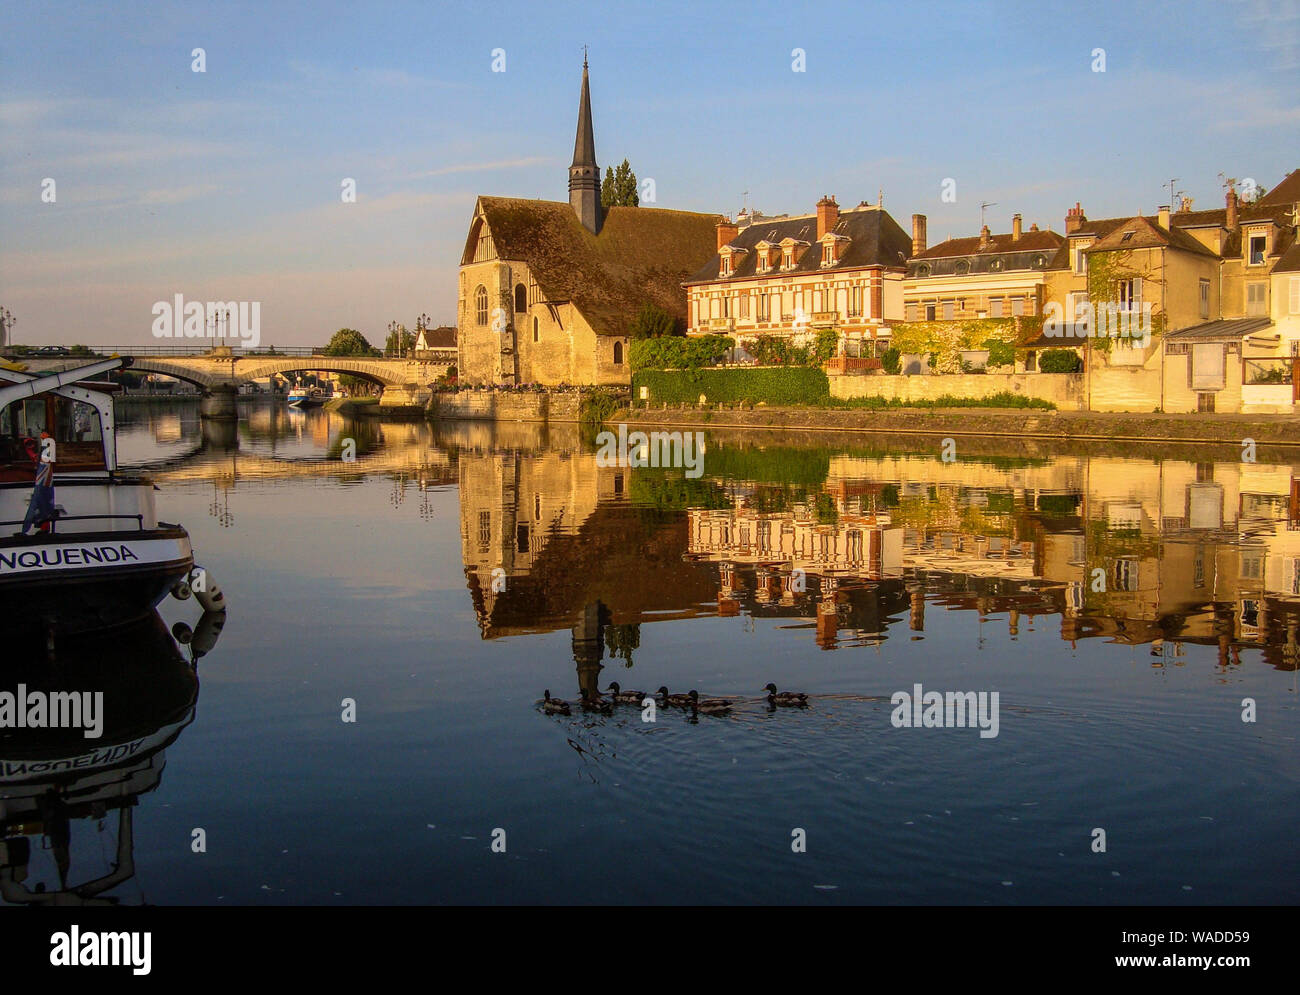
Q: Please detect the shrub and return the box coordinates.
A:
[629,334,732,371]
[1039,349,1082,373]
[983,338,1015,368]
[632,367,830,405]
[881,347,901,375]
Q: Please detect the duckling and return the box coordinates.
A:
[687,689,732,715]
[604,681,648,705]
[579,689,614,714]
[762,682,809,707]
[541,689,571,716]
[655,685,694,708]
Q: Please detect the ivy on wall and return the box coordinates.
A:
[887,316,1043,373]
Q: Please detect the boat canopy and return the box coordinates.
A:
[0,358,129,472]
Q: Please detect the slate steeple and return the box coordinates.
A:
[568,52,602,234]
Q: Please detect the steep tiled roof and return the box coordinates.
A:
[915,229,1063,259]
[1273,240,1300,274]
[1259,169,1300,207]
[418,325,457,348]
[686,206,912,284]
[468,197,721,336]
[1084,215,1219,258]
[1170,202,1293,229]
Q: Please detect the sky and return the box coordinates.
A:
[1,0,1296,349]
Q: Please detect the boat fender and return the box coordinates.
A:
[191,567,226,613]
[190,610,227,657]
[171,579,192,601]
[171,621,193,644]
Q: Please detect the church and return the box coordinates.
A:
[455,58,721,386]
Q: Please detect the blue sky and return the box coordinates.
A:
[1,0,1296,347]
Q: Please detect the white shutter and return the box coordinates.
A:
[1290,276,1300,315]
[1132,277,1142,305]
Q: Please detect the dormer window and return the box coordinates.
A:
[955,260,970,275]
[822,243,833,266]
[1248,234,1267,266]
[720,255,732,277]
[1120,230,1136,242]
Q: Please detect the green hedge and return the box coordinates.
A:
[629,335,733,371]
[1039,349,1082,373]
[633,367,830,405]
[826,391,1055,410]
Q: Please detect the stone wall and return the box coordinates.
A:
[828,371,1085,409]
[430,391,583,422]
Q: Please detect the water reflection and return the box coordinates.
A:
[0,612,201,906]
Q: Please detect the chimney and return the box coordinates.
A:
[1226,188,1239,231]
[1029,222,1040,232]
[911,213,927,256]
[1066,202,1087,234]
[1012,213,1023,242]
[816,195,840,240]
[715,217,739,252]
[1157,205,1170,229]
[979,225,991,250]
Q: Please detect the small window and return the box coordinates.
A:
[533,316,539,343]
[613,341,624,365]
[1011,297,1025,317]
[1120,230,1136,242]
[514,283,527,313]
[989,259,1003,271]
[942,301,955,320]
[990,299,1004,318]
[925,303,936,321]
[721,255,732,277]
[1249,235,1266,266]
[905,302,918,321]
[917,264,931,278]
[1199,279,1210,319]
[822,244,833,266]
[474,285,488,326]
[955,260,969,275]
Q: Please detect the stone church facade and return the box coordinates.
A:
[456,59,720,386]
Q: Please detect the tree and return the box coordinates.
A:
[601,159,639,208]
[322,328,381,396]
[628,303,680,338]
[323,328,380,357]
[384,324,416,357]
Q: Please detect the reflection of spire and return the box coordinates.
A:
[571,602,607,695]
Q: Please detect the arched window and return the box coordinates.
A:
[475,286,488,326]
[613,341,624,365]
[515,284,527,313]
[533,316,539,342]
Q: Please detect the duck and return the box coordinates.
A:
[604,681,648,705]
[762,682,809,707]
[655,685,694,708]
[579,689,614,714]
[541,689,571,716]
[687,689,732,715]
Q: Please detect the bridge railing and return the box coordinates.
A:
[3,346,455,360]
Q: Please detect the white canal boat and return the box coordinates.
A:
[0,359,220,642]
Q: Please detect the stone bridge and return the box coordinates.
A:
[18,352,454,415]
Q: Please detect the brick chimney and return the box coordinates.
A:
[1012,213,1023,242]
[1066,202,1087,234]
[911,213,927,256]
[1226,188,1239,231]
[979,225,991,250]
[816,195,840,239]
[1157,205,1170,229]
[716,217,739,251]
[1029,223,1040,232]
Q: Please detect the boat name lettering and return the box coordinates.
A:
[0,544,141,572]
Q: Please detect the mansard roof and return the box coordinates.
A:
[908,228,1064,277]
[686,206,912,284]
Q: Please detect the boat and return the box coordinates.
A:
[287,384,329,408]
[0,358,216,643]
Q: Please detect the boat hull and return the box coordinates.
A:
[0,528,193,637]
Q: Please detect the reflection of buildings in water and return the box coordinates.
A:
[0,612,201,906]
[457,440,1300,672]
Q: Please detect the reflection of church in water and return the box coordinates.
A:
[457,433,1300,689]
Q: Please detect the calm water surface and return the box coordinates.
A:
[6,399,1299,905]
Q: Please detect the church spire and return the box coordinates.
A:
[568,53,602,234]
